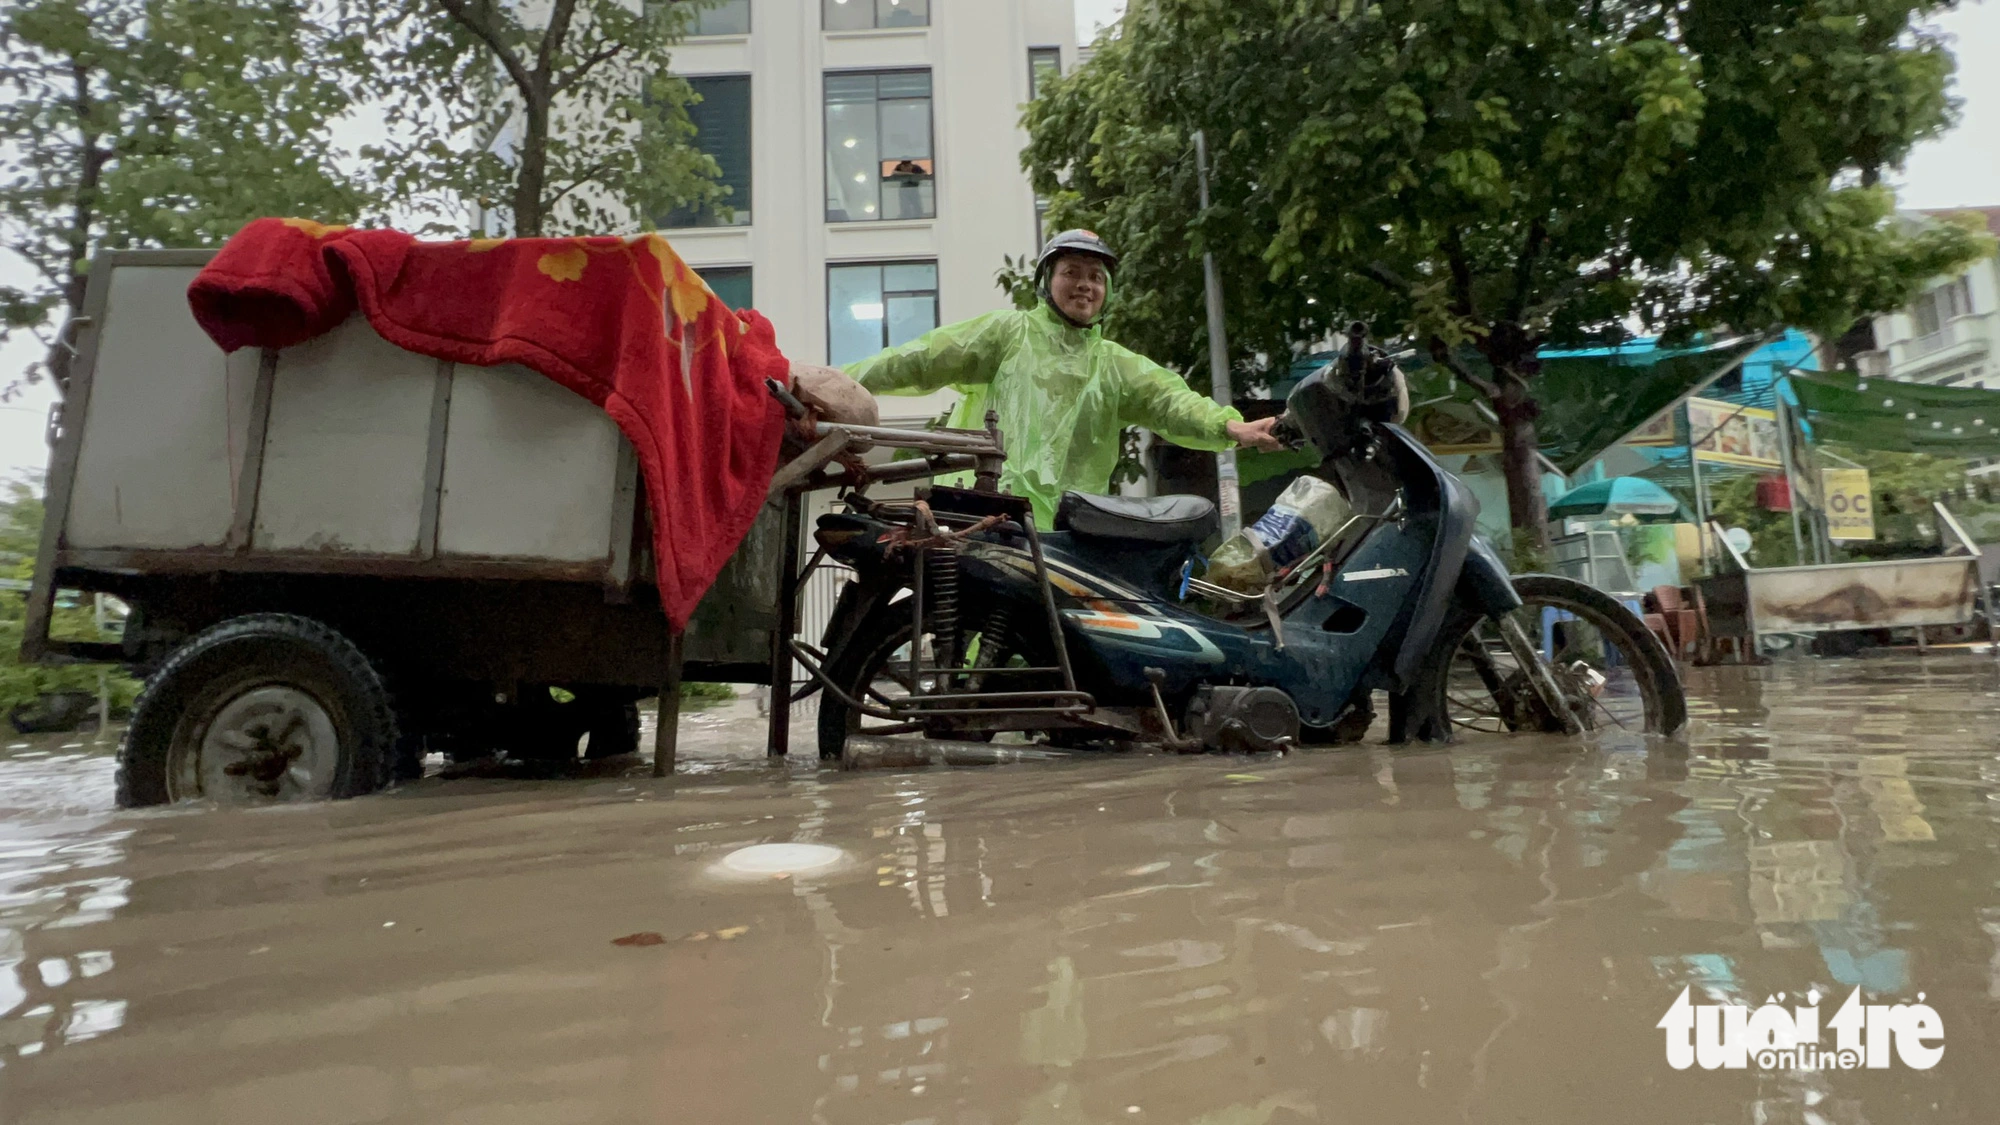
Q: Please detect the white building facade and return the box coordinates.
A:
[1857,208,2000,389]
[662,0,1078,426]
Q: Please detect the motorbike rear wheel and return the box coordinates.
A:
[1396,573,1687,743]
[817,601,1051,761]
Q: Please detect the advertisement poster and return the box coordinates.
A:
[1407,401,1502,455]
[1687,398,1780,469]
[1821,468,1876,541]
[1625,412,1678,447]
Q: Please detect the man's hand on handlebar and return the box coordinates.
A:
[1226,416,1286,452]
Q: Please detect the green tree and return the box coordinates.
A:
[356,0,726,238]
[0,476,138,722]
[1024,0,1991,549]
[0,0,377,390]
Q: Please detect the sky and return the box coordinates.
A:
[1,0,1995,481]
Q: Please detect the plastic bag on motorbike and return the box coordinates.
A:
[1204,476,1353,594]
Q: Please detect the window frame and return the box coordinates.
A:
[661,71,753,230]
[688,0,752,36]
[1029,46,1062,101]
[701,265,753,311]
[823,0,932,32]
[825,259,940,365]
[822,68,936,224]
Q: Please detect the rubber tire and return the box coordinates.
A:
[1394,573,1688,744]
[117,613,398,807]
[584,701,642,759]
[817,604,913,761]
[818,600,1061,761]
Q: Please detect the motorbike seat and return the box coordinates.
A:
[1055,492,1218,544]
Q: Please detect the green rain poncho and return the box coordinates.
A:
[844,302,1243,527]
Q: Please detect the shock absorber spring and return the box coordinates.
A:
[966,604,1014,693]
[925,544,960,679]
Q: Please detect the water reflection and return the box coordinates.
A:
[1,654,1998,1123]
[0,736,130,1063]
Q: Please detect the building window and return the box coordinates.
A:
[1028,51,1060,249]
[662,74,751,228]
[1913,276,1975,335]
[824,0,929,31]
[827,261,938,366]
[824,70,934,222]
[1030,47,1062,100]
[1944,275,1974,318]
[689,0,750,35]
[702,266,752,311]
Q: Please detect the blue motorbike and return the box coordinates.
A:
[796,327,1687,760]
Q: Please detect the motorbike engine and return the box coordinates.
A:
[1185,686,1300,754]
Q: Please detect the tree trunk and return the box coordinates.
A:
[50,61,106,393]
[1495,374,1550,555]
[513,96,549,237]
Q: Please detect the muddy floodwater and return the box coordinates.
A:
[4,654,2000,1123]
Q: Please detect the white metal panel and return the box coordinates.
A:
[66,266,254,549]
[436,363,624,562]
[253,315,436,554]
[1746,557,1982,634]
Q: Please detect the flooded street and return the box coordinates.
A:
[3,653,1999,1124]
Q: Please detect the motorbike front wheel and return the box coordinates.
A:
[1396,573,1687,743]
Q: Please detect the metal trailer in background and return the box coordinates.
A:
[20,249,823,802]
[1696,510,1997,652]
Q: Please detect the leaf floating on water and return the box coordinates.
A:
[612,932,666,947]
[716,926,749,940]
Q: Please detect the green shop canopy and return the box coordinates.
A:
[1790,370,2000,456]
[1397,335,1770,473]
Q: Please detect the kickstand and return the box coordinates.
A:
[1143,667,1203,752]
[1263,586,1286,651]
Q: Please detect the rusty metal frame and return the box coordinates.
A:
[761,415,1105,747]
[1708,520,1988,641]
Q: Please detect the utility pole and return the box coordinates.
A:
[1686,403,1712,572]
[1773,393,1807,565]
[1193,130,1242,537]
[93,594,109,743]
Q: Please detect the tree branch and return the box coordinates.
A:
[1443,226,1475,318]
[552,41,623,96]
[1360,260,1411,295]
[1504,218,1546,323]
[434,0,536,98]
[1427,335,1500,401]
[545,160,616,207]
[536,0,582,85]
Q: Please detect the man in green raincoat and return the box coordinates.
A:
[844,230,1283,527]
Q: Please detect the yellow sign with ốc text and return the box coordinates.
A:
[1821,468,1875,541]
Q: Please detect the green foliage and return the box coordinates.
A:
[353,0,725,238]
[1824,445,2000,551]
[1707,474,1804,567]
[1507,527,1554,575]
[995,253,1041,312]
[680,680,735,703]
[1023,0,1992,541]
[1705,446,2000,567]
[0,0,377,390]
[0,477,138,720]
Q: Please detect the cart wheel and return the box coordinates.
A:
[117,614,398,807]
[583,700,641,759]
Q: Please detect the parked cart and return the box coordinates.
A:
[24,250,1006,804]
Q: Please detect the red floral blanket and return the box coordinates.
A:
[187,218,790,630]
